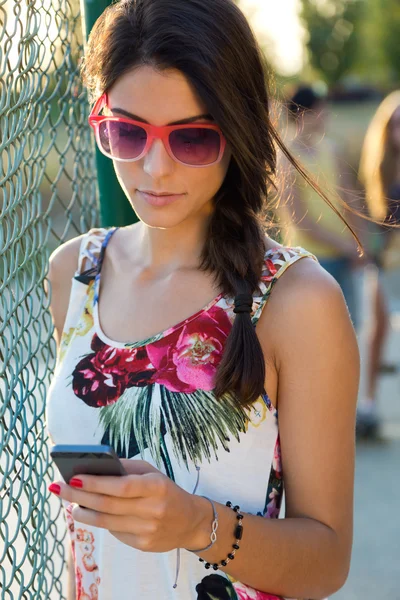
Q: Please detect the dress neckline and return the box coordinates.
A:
[92,226,283,350]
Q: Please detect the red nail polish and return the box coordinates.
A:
[48,483,61,495]
[70,478,83,488]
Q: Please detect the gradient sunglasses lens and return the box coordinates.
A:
[169,128,221,165]
[98,120,222,165]
[98,120,147,159]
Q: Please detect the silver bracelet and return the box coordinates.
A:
[185,495,219,553]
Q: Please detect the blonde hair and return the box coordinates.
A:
[359,90,400,221]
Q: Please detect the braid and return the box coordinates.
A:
[200,197,267,407]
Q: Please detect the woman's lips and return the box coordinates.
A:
[138,191,185,207]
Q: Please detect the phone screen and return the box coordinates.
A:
[50,444,127,484]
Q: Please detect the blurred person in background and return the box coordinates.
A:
[278,85,366,332]
[358,90,400,438]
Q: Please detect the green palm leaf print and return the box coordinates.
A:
[98,383,249,471]
[161,386,248,469]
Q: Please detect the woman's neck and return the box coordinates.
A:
[121,213,212,278]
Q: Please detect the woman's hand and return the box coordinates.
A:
[49,459,206,553]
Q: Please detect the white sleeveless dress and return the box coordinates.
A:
[45,226,319,600]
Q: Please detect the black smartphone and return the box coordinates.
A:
[50,444,127,484]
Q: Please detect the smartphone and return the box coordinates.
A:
[50,444,127,484]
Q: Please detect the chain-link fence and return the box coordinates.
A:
[1,0,100,597]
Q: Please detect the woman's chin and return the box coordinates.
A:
[133,206,192,230]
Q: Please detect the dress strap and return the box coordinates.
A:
[74,227,116,285]
[252,246,318,326]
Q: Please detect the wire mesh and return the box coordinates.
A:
[1,0,99,597]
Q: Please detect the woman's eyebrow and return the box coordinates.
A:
[110,107,214,125]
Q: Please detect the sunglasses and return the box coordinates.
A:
[88,93,227,168]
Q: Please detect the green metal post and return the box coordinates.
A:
[80,0,138,227]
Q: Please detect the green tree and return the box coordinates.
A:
[375,0,400,81]
[351,0,400,85]
[300,0,365,85]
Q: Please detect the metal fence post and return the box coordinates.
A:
[80,0,138,227]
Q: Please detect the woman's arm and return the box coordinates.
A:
[44,237,84,600]
[44,234,86,348]
[188,258,359,599]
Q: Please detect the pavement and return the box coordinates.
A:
[332,265,400,600]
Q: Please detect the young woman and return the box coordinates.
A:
[357,90,400,437]
[44,1,360,599]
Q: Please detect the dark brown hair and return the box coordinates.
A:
[80,0,363,408]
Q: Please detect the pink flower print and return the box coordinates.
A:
[90,333,107,353]
[79,588,97,600]
[92,341,156,387]
[65,503,76,560]
[273,438,282,475]
[174,331,220,389]
[72,355,128,406]
[75,568,100,600]
[88,583,99,600]
[147,305,232,392]
[265,488,280,519]
[76,567,83,599]
[76,529,99,572]
[74,529,101,599]
[72,334,156,407]
[233,581,282,599]
[65,503,75,534]
[82,554,97,572]
[261,258,278,283]
[76,530,94,545]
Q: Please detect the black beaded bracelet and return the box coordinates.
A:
[198,501,244,571]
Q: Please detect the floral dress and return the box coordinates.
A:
[45,227,319,600]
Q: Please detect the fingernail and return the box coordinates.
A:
[69,478,83,488]
[48,483,61,495]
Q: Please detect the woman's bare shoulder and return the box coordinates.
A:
[260,255,354,366]
[265,253,342,315]
[48,234,86,280]
[47,227,108,280]
[45,232,92,345]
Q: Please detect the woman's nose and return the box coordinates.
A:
[142,138,175,177]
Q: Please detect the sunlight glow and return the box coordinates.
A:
[240,0,305,76]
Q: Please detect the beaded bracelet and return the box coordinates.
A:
[199,501,244,571]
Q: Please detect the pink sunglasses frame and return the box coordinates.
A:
[88,92,227,167]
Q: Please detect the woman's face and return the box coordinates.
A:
[389,106,400,151]
[106,66,232,229]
